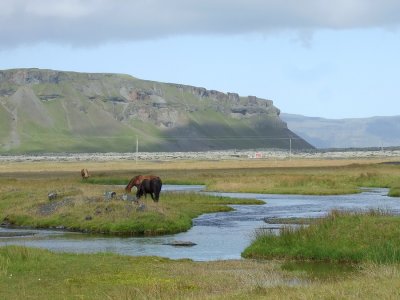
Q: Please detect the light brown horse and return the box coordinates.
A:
[81,168,90,179]
[125,175,160,192]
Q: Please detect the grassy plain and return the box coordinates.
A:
[0,157,399,234]
[1,157,400,193]
[1,157,400,299]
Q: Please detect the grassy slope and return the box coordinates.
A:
[0,105,11,142]
[0,70,310,153]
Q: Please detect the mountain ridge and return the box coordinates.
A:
[0,68,313,153]
[281,113,400,149]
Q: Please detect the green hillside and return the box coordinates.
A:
[0,69,313,153]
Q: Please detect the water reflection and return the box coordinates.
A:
[1,187,400,261]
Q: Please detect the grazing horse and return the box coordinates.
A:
[125,175,160,192]
[81,168,90,179]
[136,178,163,202]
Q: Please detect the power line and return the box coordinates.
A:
[151,136,302,141]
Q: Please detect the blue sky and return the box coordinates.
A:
[1,1,399,119]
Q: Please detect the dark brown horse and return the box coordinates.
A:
[136,178,163,202]
[125,175,160,192]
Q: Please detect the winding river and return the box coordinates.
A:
[1,186,400,261]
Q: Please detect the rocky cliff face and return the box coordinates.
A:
[0,68,313,153]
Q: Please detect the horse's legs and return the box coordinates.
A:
[153,192,159,202]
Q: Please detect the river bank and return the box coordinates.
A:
[2,188,400,261]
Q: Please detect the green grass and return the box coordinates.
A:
[1,246,400,299]
[389,185,400,197]
[243,210,400,263]
[201,163,400,196]
[85,177,129,185]
[0,105,12,141]
[0,246,297,300]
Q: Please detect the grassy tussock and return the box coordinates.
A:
[389,185,400,197]
[243,210,400,263]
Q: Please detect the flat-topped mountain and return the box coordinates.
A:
[0,68,313,153]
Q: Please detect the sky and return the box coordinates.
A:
[1,0,399,119]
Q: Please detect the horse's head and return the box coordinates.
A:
[125,175,143,192]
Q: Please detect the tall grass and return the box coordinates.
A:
[243,210,400,263]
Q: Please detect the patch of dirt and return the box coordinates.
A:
[37,197,74,216]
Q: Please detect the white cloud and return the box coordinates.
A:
[24,0,96,18]
[1,0,400,48]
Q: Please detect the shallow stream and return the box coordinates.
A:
[1,186,400,261]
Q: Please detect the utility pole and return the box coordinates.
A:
[136,136,139,163]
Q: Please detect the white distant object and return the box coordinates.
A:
[248,152,263,159]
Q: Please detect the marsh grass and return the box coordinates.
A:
[389,185,400,197]
[0,246,292,300]
[243,210,400,263]
[1,246,400,299]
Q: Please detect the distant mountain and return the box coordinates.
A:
[281,113,400,149]
[0,69,313,153]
